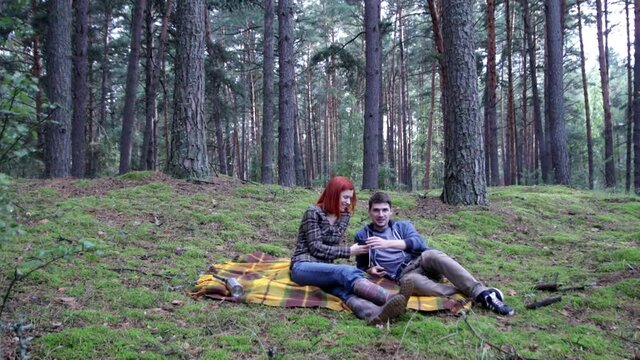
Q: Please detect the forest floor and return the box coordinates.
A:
[1,171,639,359]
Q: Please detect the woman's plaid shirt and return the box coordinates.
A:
[291,205,351,264]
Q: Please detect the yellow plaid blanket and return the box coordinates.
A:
[191,252,471,315]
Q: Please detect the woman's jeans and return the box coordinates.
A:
[291,261,367,301]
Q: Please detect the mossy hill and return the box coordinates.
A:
[1,172,638,359]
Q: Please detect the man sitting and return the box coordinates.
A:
[354,192,514,316]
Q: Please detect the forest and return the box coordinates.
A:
[0,0,639,196]
[0,0,639,359]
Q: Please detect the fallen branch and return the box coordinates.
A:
[525,296,562,309]
[534,283,590,292]
[533,283,560,291]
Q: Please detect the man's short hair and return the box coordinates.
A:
[368,192,392,209]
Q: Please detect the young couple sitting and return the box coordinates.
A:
[290,176,514,325]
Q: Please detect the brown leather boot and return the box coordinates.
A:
[398,276,415,299]
[352,278,414,306]
[345,294,407,325]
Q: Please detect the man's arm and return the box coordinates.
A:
[365,221,427,253]
[397,221,428,253]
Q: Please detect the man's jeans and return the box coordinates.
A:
[291,261,367,301]
[399,249,488,300]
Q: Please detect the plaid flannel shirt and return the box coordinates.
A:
[291,205,351,264]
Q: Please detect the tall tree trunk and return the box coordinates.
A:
[166,0,209,179]
[577,0,594,189]
[625,0,633,192]
[634,0,640,195]
[44,0,72,178]
[141,0,155,170]
[424,63,436,191]
[441,0,487,205]
[210,83,227,175]
[378,21,385,169]
[93,0,111,178]
[31,0,43,172]
[485,0,499,186]
[261,0,275,184]
[386,76,396,185]
[142,0,172,171]
[293,75,305,185]
[232,93,242,178]
[520,28,528,185]
[505,0,517,185]
[397,2,411,190]
[362,0,381,190]
[277,0,295,187]
[523,0,546,183]
[71,0,88,178]
[545,0,570,185]
[118,0,146,174]
[305,48,315,182]
[596,0,616,188]
[204,17,227,175]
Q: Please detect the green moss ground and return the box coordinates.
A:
[1,175,638,359]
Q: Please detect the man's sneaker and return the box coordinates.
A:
[476,288,515,316]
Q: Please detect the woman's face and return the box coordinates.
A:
[339,190,354,212]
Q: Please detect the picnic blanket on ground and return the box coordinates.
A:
[190,252,471,315]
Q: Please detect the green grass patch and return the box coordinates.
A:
[3,180,638,360]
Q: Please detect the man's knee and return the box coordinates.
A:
[420,249,446,264]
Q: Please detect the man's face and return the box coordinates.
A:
[369,202,392,230]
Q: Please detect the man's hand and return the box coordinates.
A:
[365,236,406,250]
[350,243,370,256]
[367,265,387,277]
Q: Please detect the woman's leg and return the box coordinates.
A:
[291,262,366,301]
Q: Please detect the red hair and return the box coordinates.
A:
[316,176,357,217]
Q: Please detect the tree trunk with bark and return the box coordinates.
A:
[505,0,517,185]
[440,0,487,205]
[596,0,616,188]
[362,0,381,190]
[141,0,173,171]
[545,0,570,185]
[485,0,499,186]
[522,0,546,184]
[166,0,209,179]
[92,0,111,178]
[577,0,594,189]
[44,0,72,178]
[625,0,633,192]
[261,0,275,184]
[424,63,436,190]
[71,0,88,178]
[277,0,295,187]
[118,0,146,174]
[634,0,640,194]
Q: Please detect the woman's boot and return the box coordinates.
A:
[345,295,407,325]
[352,278,414,306]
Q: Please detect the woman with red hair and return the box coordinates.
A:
[290,176,412,324]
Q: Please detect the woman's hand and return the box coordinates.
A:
[350,243,369,256]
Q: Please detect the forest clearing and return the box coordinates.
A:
[2,0,640,358]
[1,173,638,359]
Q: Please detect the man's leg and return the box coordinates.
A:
[413,249,487,299]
